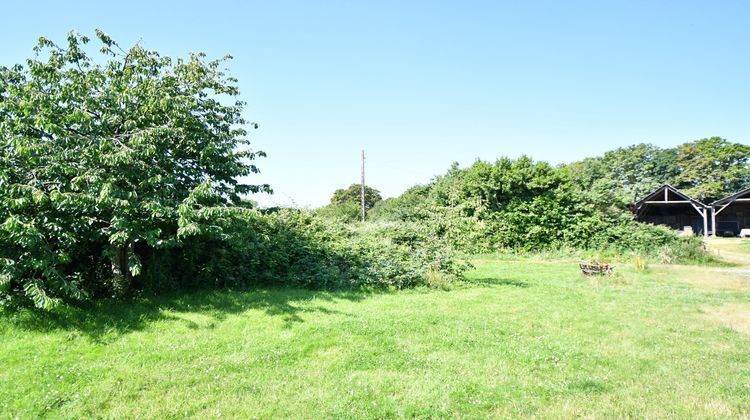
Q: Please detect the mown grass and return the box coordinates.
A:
[2,248,750,417]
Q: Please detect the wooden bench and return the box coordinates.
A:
[579,262,614,276]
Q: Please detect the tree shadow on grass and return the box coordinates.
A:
[465,277,530,288]
[2,287,377,342]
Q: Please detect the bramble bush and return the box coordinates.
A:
[313,202,362,223]
[148,198,467,292]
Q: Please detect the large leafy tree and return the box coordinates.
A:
[673,137,750,202]
[422,156,597,251]
[564,143,679,213]
[330,184,382,211]
[0,31,268,308]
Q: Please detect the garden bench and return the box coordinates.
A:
[579,262,614,276]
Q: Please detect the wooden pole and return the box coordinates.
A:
[360,149,366,223]
[703,208,708,238]
[711,207,717,238]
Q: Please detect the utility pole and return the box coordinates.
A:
[360,149,366,222]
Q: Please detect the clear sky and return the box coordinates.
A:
[2,1,749,207]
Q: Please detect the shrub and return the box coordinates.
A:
[314,202,362,223]
[144,207,467,293]
[368,185,432,223]
[657,236,716,265]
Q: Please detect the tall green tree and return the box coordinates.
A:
[673,137,750,202]
[0,31,268,308]
[330,184,382,211]
[565,143,678,213]
[423,156,596,251]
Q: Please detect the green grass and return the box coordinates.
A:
[2,255,750,417]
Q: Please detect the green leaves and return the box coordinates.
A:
[566,139,750,210]
[330,184,382,211]
[563,143,680,215]
[128,254,142,277]
[673,137,750,202]
[0,30,268,308]
[368,156,705,257]
[22,281,59,310]
[164,208,466,291]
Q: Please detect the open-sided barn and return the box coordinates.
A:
[710,187,750,237]
[632,184,709,237]
[633,185,750,237]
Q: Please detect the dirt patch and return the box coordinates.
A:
[704,303,750,336]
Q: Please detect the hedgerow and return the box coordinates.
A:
[366,157,713,263]
[153,204,468,292]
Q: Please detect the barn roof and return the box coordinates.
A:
[710,187,750,206]
[632,184,708,211]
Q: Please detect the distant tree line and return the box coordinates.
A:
[565,138,750,211]
[360,137,749,257]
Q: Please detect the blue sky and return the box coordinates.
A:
[2,1,749,207]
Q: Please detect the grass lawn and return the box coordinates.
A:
[2,246,750,417]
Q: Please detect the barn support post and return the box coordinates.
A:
[703,208,708,238]
[711,207,717,238]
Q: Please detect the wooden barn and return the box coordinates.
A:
[710,187,750,237]
[632,184,710,237]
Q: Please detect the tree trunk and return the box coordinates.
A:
[111,242,132,295]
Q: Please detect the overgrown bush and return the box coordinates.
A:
[314,202,362,223]
[656,236,715,264]
[147,206,467,292]
[368,185,431,223]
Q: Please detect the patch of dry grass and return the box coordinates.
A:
[705,238,750,266]
[653,264,750,292]
[704,303,750,336]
